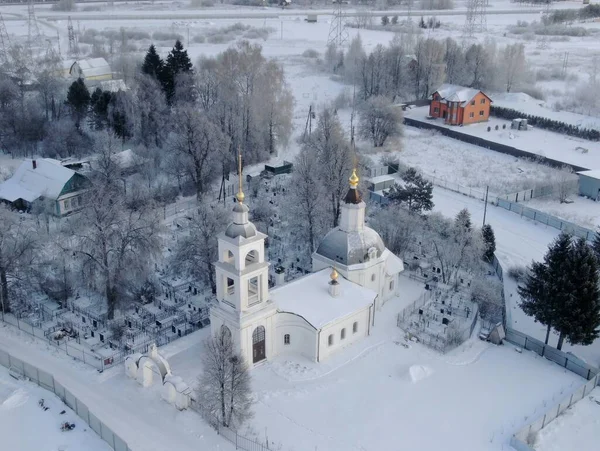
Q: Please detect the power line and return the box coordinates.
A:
[327,2,349,48]
[0,13,10,64]
[68,15,78,57]
[27,0,43,53]
[463,0,487,39]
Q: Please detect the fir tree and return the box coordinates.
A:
[386,168,433,214]
[141,44,164,79]
[89,88,112,130]
[66,78,90,130]
[162,40,193,102]
[481,224,496,262]
[381,15,389,26]
[518,232,573,345]
[455,209,472,232]
[592,228,600,262]
[554,238,600,350]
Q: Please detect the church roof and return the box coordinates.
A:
[344,187,362,204]
[273,269,375,329]
[315,227,385,266]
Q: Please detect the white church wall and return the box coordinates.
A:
[275,313,317,361]
[318,305,372,362]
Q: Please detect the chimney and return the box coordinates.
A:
[32,160,37,170]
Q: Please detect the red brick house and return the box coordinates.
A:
[429,84,492,126]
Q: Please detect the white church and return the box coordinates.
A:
[210,166,404,365]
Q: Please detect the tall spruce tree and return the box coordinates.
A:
[162,40,193,102]
[592,228,600,262]
[66,78,91,130]
[141,44,164,79]
[519,232,572,345]
[554,238,600,350]
[481,224,496,262]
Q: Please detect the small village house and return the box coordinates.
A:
[69,58,113,82]
[429,84,492,126]
[0,159,90,215]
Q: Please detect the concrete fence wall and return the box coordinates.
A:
[0,348,132,451]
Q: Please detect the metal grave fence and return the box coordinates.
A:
[0,347,132,451]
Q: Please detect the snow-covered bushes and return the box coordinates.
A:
[507,265,527,283]
[205,23,273,44]
[419,0,453,10]
[191,0,215,6]
[302,48,320,59]
[470,278,504,323]
[52,0,76,11]
[152,31,184,42]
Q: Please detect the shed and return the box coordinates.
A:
[305,14,318,23]
[69,58,113,82]
[367,174,395,192]
[488,323,506,345]
[576,170,600,200]
[265,161,293,175]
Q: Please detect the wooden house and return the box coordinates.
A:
[429,84,492,126]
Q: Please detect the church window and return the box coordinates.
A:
[248,276,260,305]
[340,328,346,340]
[328,334,334,346]
[353,322,358,334]
[389,281,394,291]
[371,274,376,282]
[220,325,232,345]
[227,277,235,296]
[224,250,234,264]
[284,334,290,345]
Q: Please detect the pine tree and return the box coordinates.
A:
[386,168,433,214]
[518,232,573,345]
[381,15,389,26]
[481,224,496,262]
[592,229,600,262]
[455,209,472,232]
[89,88,112,130]
[66,78,91,130]
[141,44,164,79]
[162,40,193,102]
[554,238,600,350]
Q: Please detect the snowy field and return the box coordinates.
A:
[533,386,600,451]
[0,366,112,451]
[164,276,583,451]
[405,106,600,170]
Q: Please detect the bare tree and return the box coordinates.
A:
[556,165,575,203]
[170,201,228,294]
[65,189,162,319]
[369,205,423,258]
[501,43,526,93]
[413,37,445,99]
[0,205,37,313]
[196,328,253,428]
[358,95,403,147]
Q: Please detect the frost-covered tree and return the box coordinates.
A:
[170,201,228,294]
[196,327,253,428]
[162,40,193,102]
[501,43,526,93]
[133,73,168,148]
[481,224,496,262]
[369,205,423,257]
[470,278,503,323]
[66,189,162,319]
[344,35,366,84]
[413,37,445,99]
[0,205,37,313]
[358,95,403,147]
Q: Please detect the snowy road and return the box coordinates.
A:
[0,325,231,451]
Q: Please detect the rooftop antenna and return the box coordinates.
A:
[327,1,349,48]
[0,13,10,64]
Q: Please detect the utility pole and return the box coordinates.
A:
[0,13,10,65]
[482,185,489,226]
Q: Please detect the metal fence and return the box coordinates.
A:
[504,327,599,380]
[510,372,600,451]
[0,347,132,451]
[190,398,273,451]
[495,198,596,240]
[497,180,578,203]
[1,312,123,372]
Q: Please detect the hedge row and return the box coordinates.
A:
[489,105,600,142]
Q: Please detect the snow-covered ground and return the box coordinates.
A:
[163,276,582,451]
[0,365,112,451]
[523,195,600,230]
[405,106,600,170]
[533,386,600,451]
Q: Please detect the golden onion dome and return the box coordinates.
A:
[349,168,359,188]
[330,267,339,282]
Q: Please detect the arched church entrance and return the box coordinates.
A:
[252,326,266,363]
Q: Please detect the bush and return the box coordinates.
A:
[381,16,390,26]
[507,265,527,283]
[152,31,184,42]
[192,35,206,44]
[302,48,320,58]
[391,16,398,25]
[191,0,215,5]
[52,0,76,11]
[490,105,600,141]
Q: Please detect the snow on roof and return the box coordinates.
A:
[577,170,600,180]
[368,174,395,185]
[272,269,376,329]
[385,253,404,276]
[71,58,112,78]
[99,79,127,92]
[0,159,75,203]
[433,84,486,106]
